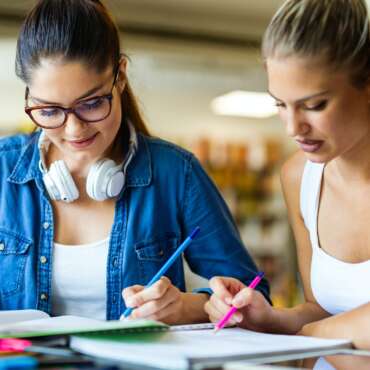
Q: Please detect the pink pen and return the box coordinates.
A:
[214,271,265,333]
[0,338,74,356]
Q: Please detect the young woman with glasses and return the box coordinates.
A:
[0,0,270,322]
[205,0,370,350]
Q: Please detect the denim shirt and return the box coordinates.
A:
[0,131,270,319]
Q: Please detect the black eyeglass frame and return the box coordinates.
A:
[24,65,120,129]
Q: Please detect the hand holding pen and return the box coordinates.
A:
[122,227,200,322]
[205,272,273,333]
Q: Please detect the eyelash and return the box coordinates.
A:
[81,97,104,110]
[275,100,328,111]
[305,101,328,111]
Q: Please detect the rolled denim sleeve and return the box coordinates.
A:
[182,155,271,304]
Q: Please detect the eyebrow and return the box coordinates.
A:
[30,82,106,105]
[268,90,330,104]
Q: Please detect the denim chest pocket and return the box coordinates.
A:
[134,233,183,286]
[0,228,32,297]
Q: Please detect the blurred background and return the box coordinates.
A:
[4,0,365,308]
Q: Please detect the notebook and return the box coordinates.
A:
[70,327,352,370]
[0,309,213,339]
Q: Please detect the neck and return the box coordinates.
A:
[330,131,370,184]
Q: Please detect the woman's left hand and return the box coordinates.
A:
[122,276,183,324]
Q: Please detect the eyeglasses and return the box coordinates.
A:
[25,68,119,129]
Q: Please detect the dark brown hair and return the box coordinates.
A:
[15,0,150,135]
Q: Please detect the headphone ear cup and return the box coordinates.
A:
[105,166,125,198]
[47,160,79,203]
[86,159,124,201]
[43,171,61,201]
[86,160,104,201]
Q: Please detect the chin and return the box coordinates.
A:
[302,151,334,165]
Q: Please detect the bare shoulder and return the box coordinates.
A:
[280,151,307,210]
[281,150,306,190]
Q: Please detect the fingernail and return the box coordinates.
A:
[225,297,232,305]
[233,297,242,307]
[131,310,138,319]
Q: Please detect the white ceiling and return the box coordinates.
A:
[110,0,284,40]
[1,0,369,43]
[0,0,285,42]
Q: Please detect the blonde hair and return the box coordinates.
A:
[262,0,370,88]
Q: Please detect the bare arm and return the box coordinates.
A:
[204,152,331,334]
[300,301,370,349]
[277,152,370,349]
[268,152,330,334]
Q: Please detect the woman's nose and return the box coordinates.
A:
[63,112,88,137]
[285,108,310,138]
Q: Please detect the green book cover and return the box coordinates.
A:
[0,315,168,339]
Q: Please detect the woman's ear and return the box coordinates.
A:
[117,57,127,93]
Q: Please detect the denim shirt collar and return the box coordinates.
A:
[124,133,152,188]
[7,130,152,189]
[7,133,41,184]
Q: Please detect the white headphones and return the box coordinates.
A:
[38,122,137,203]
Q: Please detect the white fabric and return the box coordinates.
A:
[313,356,336,370]
[51,237,109,320]
[300,160,370,315]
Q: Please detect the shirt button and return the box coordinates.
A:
[40,293,48,301]
[40,256,47,264]
[43,222,50,230]
[113,295,117,303]
[113,257,118,267]
[0,243,5,251]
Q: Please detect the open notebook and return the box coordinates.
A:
[70,327,352,370]
[0,310,351,369]
[0,309,188,338]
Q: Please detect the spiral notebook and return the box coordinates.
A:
[0,309,213,339]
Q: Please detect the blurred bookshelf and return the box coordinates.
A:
[183,136,302,308]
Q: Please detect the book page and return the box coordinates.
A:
[0,315,102,332]
[70,327,351,370]
[0,310,49,325]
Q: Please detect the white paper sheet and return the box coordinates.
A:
[0,309,49,325]
[71,327,351,370]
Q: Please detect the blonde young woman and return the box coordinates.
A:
[205,0,370,350]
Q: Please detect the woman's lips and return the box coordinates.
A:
[296,139,324,153]
[68,133,98,149]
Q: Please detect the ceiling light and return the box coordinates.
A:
[211,90,278,119]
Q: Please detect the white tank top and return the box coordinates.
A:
[300,161,370,315]
[51,237,109,320]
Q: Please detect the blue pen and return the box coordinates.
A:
[122,226,201,318]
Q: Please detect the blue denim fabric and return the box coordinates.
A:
[0,131,270,319]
